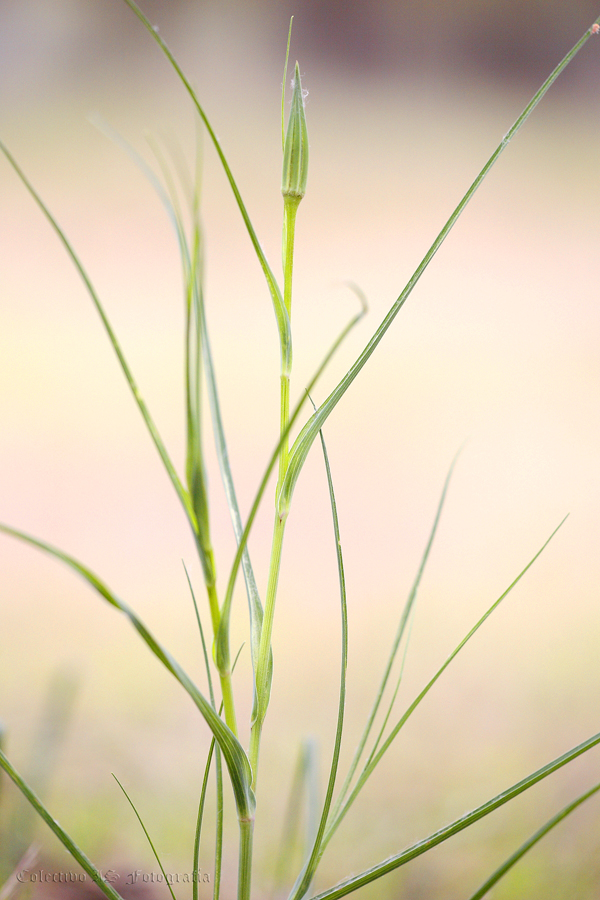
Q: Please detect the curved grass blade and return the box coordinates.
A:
[276,23,598,519]
[90,125,222,635]
[308,729,600,900]
[142,130,217,592]
[325,515,568,843]
[330,453,458,824]
[0,139,194,531]
[0,749,125,900]
[287,418,348,900]
[112,775,177,900]
[121,0,291,376]
[467,779,600,900]
[201,298,271,724]
[0,524,255,823]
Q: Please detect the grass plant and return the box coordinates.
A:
[1,5,600,899]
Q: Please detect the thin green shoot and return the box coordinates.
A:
[112,775,178,900]
[286,414,349,900]
[331,453,458,823]
[244,291,366,783]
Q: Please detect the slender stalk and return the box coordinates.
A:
[249,75,308,785]
[249,511,288,786]
[237,818,255,900]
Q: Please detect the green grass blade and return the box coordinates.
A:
[467,779,600,900]
[276,23,597,519]
[326,515,568,842]
[0,139,194,531]
[201,298,271,724]
[195,737,218,900]
[121,0,291,376]
[145,134,216,589]
[0,524,255,822]
[308,730,600,900]
[0,749,125,900]
[184,564,223,900]
[287,419,349,900]
[91,123,219,593]
[331,454,458,822]
[112,776,177,900]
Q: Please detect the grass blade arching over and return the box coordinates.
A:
[0,138,194,532]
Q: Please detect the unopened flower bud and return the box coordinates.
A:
[282,62,308,201]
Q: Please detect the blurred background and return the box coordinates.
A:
[2,1,600,897]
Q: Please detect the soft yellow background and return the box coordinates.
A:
[1,3,600,898]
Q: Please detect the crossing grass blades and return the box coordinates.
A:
[2,5,600,899]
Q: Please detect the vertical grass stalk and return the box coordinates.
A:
[249,59,309,786]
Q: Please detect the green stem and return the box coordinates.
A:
[249,511,287,787]
[249,194,300,783]
[279,373,291,481]
[237,818,255,900]
[282,198,300,318]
